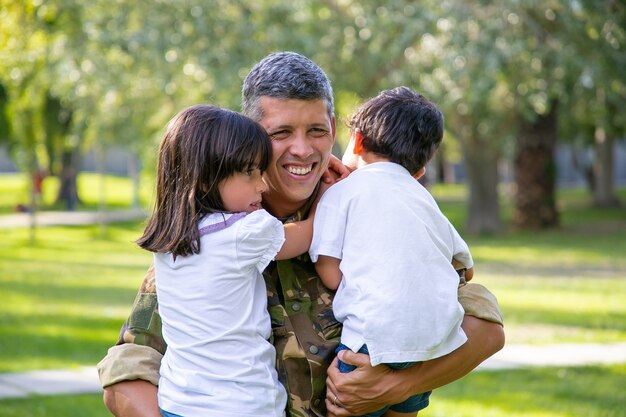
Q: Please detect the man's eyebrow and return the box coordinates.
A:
[267,124,292,131]
[308,123,330,129]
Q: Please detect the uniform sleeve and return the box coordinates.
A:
[96,266,166,387]
[309,189,347,262]
[459,283,504,325]
[236,209,285,274]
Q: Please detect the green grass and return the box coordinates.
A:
[0,177,625,415]
[0,394,110,417]
[0,222,152,372]
[429,364,626,417]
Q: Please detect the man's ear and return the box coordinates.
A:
[413,167,426,180]
[353,129,364,155]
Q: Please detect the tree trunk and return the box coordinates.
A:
[592,127,620,207]
[513,103,559,230]
[591,88,621,208]
[462,139,502,234]
[56,149,80,210]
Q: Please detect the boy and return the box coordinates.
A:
[310,86,473,417]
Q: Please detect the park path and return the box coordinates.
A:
[1,342,626,399]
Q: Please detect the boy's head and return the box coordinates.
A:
[343,86,443,176]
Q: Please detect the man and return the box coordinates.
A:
[97,51,504,417]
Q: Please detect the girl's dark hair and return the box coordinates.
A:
[137,104,271,258]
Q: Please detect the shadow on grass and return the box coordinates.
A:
[0,314,125,372]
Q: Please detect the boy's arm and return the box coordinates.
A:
[326,283,504,416]
[314,255,342,290]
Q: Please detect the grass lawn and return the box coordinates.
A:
[0,175,625,415]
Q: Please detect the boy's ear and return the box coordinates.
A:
[353,129,364,155]
[413,167,426,180]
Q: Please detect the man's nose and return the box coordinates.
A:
[289,130,314,159]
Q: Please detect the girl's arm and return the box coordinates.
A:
[275,178,334,261]
[275,218,313,260]
[321,154,352,184]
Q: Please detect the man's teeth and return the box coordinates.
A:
[287,165,313,175]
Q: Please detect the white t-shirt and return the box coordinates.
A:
[309,162,470,366]
[155,209,287,417]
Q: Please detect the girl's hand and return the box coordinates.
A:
[322,155,351,184]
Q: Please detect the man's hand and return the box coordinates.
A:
[325,351,410,416]
[326,316,505,417]
[322,154,351,184]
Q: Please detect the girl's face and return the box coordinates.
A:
[218,167,268,213]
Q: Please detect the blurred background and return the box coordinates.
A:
[0,1,625,416]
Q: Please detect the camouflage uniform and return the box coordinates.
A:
[97,198,503,417]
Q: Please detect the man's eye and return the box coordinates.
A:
[269,130,290,140]
[310,128,329,138]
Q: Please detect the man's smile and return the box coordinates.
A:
[285,164,314,176]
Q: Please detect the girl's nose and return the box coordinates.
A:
[258,177,269,193]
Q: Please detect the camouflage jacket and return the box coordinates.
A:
[97,199,503,417]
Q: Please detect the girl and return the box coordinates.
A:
[137,104,314,417]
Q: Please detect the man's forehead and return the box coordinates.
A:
[259,97,331,127]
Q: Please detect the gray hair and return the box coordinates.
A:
[241,51,334,122]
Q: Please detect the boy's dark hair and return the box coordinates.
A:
[137,104,271,258]
[349,86,443,175]
[242,51,334,122]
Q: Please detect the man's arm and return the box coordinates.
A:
[96,266,165,417]
[325,283,505,416]
[103,380,160,417]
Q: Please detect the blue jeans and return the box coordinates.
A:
[336,344,432,417]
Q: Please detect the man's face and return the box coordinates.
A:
[258,96,335,218]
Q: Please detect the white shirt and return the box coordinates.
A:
[309,162,470,366]
[155,210,287,417]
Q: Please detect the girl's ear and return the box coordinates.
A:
[353,129,364,155]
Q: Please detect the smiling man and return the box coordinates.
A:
[97,51,504,417]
